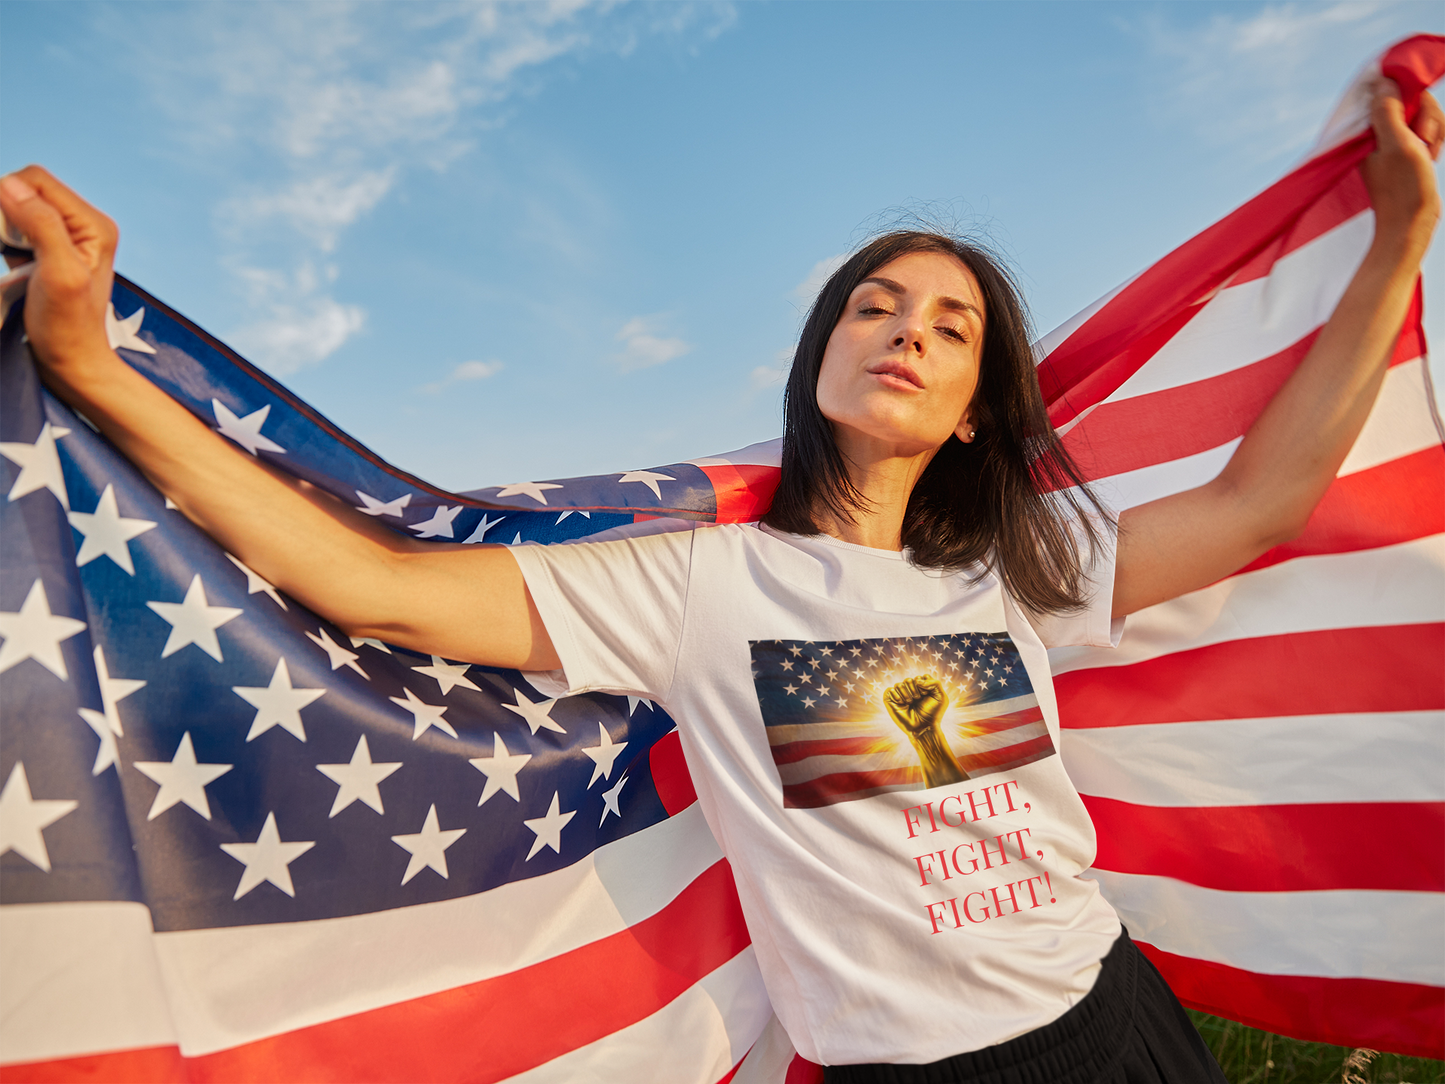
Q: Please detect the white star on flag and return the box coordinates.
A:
[616,470,673,499]
[582,722,628,787]
[503,686,565,734]
[147,574,242,662]
[523,791,576,860]
[0,579,87,679]
[492,481,563,505]
[68,484,156,574]
[461,512,505,544]
[626,696,655,717]
[105,303,157,354]
[469,732,532,806]
[510,532,523,545]
[555,510,591,524]
[407,505,463,539]
[133,732,233,821]
[220,812,315,900]
[212,399,286,456]
[391,804,466,884]
[77,645,145,775]
[348,634,391,654]
[232,657,326,742]
[0,421,71,508]
[600,774,628,826]
[354,490,411,517]
[389,686,458,740]
[0,763,78,872]
[306,627,368,678]
[316,735,401,816]
[412,655,479,696]
[225,553,287,610]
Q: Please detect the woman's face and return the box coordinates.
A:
[816,250,985,462]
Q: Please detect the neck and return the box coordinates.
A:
[814,437,938,551]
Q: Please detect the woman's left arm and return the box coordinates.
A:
[1112,83,1443,619]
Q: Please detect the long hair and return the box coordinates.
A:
[762,231,1112,615]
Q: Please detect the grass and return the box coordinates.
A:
[1189,1012,1445,1084]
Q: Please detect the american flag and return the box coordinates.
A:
[1,34,1441,1082]
[751,634,1051,809]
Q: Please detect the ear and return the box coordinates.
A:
[954,407,976,443]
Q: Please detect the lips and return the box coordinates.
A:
[867,359,923,389]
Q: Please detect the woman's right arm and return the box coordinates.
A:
[0,166,559,671]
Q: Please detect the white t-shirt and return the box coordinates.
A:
[512,521,1123,1065]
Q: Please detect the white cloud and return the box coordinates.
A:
[792,254,847,309]
[615,315,692,372]
[1132,2,1423,164]
[232,295,367,377]
[418,360,506,394]
[226,169,397,252]
[750,347,795,391]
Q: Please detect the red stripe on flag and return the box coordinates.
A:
[0,1045,188,1084]
[1233,447,1444,574]
[1135,939,1445,1059]
[697,462,780,523]
[1061,299,1423,482]
[1085,796,1445,892]
[1226,170,1370,286]
[174,858,751,1083]
[786,1054,825,1083]
[650,728,698,814]
[1056,624,1445,729]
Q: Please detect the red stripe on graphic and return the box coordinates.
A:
[1085,796,1445,893]
[698,462,781,523]
[1231,447,1444,575]
[767,707,1045,766]
[650,728,698,815]
[167,859,751,1083]
[1060,299,1424,482]
[0,1046,188,1084]
[1135,940,1445,1060]
[1056,624,1445,729]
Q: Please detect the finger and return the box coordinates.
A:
[1369,79,1413,154]
[1414,91,1444,162]
[2,166,116,267]
[0,174,86,269]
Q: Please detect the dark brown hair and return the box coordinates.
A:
[762,230,1112,615]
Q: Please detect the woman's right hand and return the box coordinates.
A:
[0,166,118,375]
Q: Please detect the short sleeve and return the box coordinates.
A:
[1023,507,1124,651]
[508,525,696,701]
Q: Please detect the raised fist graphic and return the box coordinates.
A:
[885,675,967,787]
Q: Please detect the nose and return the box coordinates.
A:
[891,313,926,355]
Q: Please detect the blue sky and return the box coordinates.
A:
[2,1,1441,490]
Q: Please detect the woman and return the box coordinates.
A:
[1,83,1438,1082]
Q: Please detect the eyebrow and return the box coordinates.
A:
[859,276,984,324]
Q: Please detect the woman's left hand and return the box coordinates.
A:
[1361,83,1442,251]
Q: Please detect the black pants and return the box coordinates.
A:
[823,932,1228,1084]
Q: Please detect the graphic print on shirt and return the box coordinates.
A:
[750,633,1052,808]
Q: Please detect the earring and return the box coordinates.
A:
[966,428,976,441]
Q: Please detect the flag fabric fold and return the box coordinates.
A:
[1,34,1441,1083]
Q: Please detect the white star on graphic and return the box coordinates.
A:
[391,804,465,884]
[408,505,462,539]
[220,812,315,900]
[147,574,242,662]
[0,763,78,872]
[348,634,391,654]
[225,554,287,610]
[626,696,655,717]
[503,687,564,735]
[523,791,575,860]
[305,627,368,678]
[133,732,233,821]
[0,421,71,508]
[354,490,411,517]
[461,512,505,544]
[555,510,591,524]
[316,735,401,816]
[0,579,86,679]
[389,687,458,740]
[582,722,628,787]
[469,732,532,806]
[599,774,628,826]
[492,481,563,505]
[212,400,286,456]
[617,470,673,499]
[412,655,479,696]
[69,484,157,575]
[77,645,145,775]
[105,303,157,354]
[232,657,325,742]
